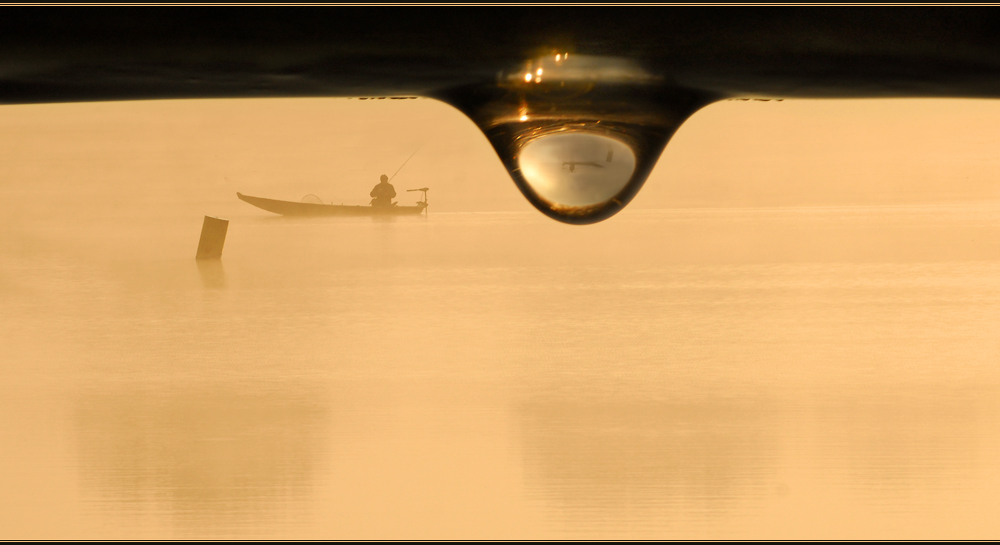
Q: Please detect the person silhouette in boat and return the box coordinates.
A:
[370,174,397,207]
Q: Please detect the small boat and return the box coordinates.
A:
[237,191,428,217]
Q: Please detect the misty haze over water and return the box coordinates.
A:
[2,99,1000,539]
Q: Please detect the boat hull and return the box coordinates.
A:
[237,192,426,216]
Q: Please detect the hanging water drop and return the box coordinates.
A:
[435,54,716,224]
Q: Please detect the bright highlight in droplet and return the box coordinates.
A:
[520,115,528,121]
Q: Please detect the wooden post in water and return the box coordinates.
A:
[195,216,229,260]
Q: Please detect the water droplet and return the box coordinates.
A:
[435,54,716,224]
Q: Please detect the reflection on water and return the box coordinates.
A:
[74,384,329,537]
[196,260,226,289]
[518,397,779,531]
[816,393,985,496]
[516,390,994,539]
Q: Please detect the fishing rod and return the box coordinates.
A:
[388,141,427,182]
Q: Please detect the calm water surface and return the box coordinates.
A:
[3,201,1000,539]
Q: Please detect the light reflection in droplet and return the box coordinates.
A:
[506,54,654,85]
[518,132,636,207]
